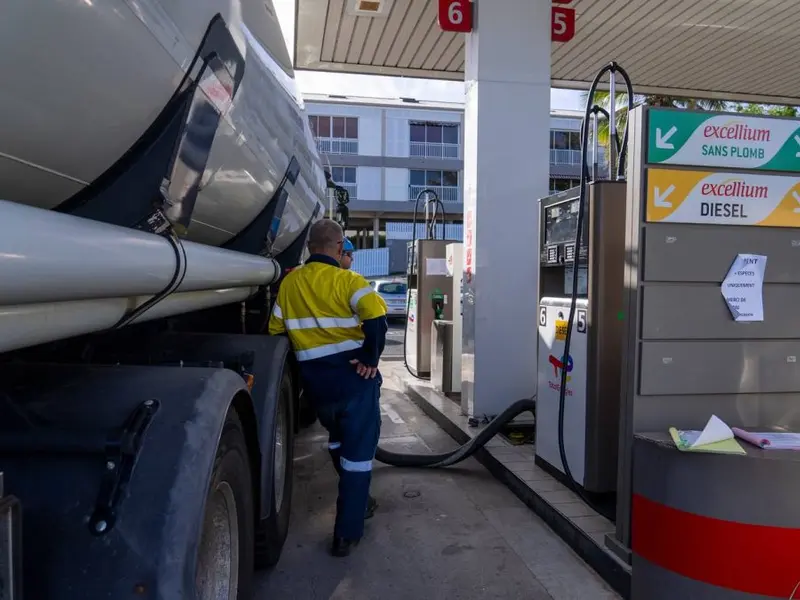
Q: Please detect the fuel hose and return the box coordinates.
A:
[555,63,633,505]
[374,398,536,467]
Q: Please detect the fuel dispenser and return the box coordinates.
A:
[405,239,453,378]
[447,243,463,396]
[535,181,627,493]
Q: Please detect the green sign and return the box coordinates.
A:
[648,109,800,172]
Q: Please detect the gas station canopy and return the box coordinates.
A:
[294,0,800,105]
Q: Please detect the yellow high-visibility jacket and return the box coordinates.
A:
[268,255,387,364]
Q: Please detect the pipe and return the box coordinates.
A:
[0,200,280,306]
[0,287,258,353]
[608,73,617,180]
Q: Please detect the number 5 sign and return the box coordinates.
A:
[439,0,473,33]
[552,6,576,42]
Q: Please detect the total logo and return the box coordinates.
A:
[547,354,574,396]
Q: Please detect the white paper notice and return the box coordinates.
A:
[683,415,734,448]
[425,258,449,276]
[720,254,767,322]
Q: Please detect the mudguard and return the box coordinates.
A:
[0,363,248,599]
[128,332,292,521]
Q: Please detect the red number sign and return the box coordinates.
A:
[552,6,576,42]
[439,0,472,33]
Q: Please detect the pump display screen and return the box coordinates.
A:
[544,199,583,245]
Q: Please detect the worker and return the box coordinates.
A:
[340,237,355,270]
[269,219,387,557]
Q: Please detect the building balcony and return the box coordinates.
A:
[316,137,358,155]
[409,185,460,203]
[410,141,460,159]
[329,183,357,200]
[550,148,609,166]
[550,149,581,165]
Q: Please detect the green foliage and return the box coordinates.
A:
[732,103,798,117]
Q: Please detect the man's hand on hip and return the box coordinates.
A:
[350,359,378,379]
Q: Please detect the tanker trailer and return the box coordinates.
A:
[0,1,327,597]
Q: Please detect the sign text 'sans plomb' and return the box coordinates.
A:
[700,180,768,199]
[703,122,771,142]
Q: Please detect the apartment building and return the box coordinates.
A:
[305,93,606,252]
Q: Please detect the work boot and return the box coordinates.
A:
[331,536,360,558]
[365,496,378,520]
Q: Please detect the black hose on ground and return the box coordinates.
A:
[374,398,536,467]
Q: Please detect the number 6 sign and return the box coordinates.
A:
[439,0,473,33]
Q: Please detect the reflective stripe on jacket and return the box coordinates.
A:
[268,255,387,362]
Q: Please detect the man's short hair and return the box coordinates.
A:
[308,219,343,253]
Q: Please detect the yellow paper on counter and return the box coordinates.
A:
[669,415,746,455]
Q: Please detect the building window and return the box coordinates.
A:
[549,178,580,194]
[309,116,359,154]
[550,130,581,165]
[329,166,357,200]
[410,122,459,158]
[409,169,460,202]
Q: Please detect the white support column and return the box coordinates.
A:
[373,216,380,248]
[462,0,551,418]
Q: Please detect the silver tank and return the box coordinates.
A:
[0,0,325,255]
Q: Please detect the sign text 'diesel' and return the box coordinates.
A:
[647,109,800,172]
[646,168,800,227]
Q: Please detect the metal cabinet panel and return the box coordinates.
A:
[639,340,800,396]
[643,223,800,283]
[642,283,800,339]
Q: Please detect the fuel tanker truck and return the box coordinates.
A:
[0,1,330,597]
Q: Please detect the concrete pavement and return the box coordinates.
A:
[255,362,619,600]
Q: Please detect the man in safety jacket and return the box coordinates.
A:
[268,218,387,557]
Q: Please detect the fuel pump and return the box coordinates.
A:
[534,63,635,498]
[404,189,452,378]
[534,182,626,493]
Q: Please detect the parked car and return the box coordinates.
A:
[370,278,408,318]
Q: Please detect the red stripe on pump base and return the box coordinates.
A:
[632,493,800,598]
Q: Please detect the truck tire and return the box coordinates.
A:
[196,407,255,600]
[254,369,295,569]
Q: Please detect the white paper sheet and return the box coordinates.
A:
[425,258,449,276]
[720,254,767,322]
[683,415,734,448]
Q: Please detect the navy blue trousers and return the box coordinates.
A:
[301,363,381,541]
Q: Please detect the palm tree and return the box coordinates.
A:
[579,90,729,148]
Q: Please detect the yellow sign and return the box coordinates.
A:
[646,168,800,227]
[555,320,568,341]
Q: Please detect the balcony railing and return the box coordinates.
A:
[550,148,609,166]
[316,137,358,155]
[409,185,460,203]
[410,142,459,159]
[329,183,357,201]
[549,149,581,165]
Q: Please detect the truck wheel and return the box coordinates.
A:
[195,408,255,599]
[254,369,295,569]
